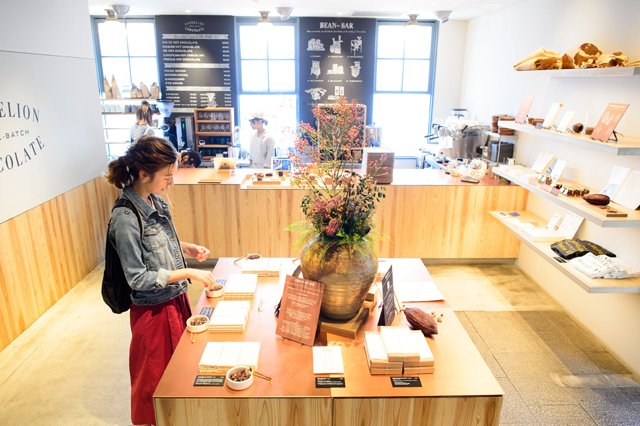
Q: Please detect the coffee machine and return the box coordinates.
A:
[156,100,178,150]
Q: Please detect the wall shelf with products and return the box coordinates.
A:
[489,211,640,294]
[498,121,640,155]
[513,67,640,78]
[492,167,640,228]
[194,107,234,160]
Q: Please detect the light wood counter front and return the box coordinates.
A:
[168,169,527,259]
[154,258,503,426]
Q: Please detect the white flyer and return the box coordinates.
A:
[550,160,567,182]
[556,111,575,133]
[313,346,344,374]
[532,152,556,174]
[601,166,631,198]
[557,211,584,239]
[613,169,640,210]
[394,281,445,303]
[542,103,563,129]
[546,213,562,231]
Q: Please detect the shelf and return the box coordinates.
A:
[483,131,518,143]
[195,120,230,123]
[102,112,160,115]
[103,126,132,130]
[196,132,232,136]
[493,167,640,228]
[513,67,640,78]
[100,98,158,102]
[197,144,229,148]
[489,211,640,294]
[498,121,640,155]
[105,141,131,145]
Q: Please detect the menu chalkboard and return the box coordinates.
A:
[155,16,236,114]
[298,18,375,126]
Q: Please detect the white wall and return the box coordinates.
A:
[432,20,468,123]
[461,0,640,375]
[0,0,106,223]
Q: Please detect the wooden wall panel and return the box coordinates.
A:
[168,184,527,259]
[0,177,119,351]
[333,397,502,426]
[154,398,332,426]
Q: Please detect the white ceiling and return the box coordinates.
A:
[87,0,525,21]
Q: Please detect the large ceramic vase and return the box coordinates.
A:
[300,237,378,321]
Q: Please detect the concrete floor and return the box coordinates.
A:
[0,261,638,426]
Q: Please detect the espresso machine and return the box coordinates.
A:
[156,100,178,150]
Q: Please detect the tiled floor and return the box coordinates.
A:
[427,264,640,426]
[0,261,638,425]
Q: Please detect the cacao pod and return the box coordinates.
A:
[584,193,610,206]
[404,307,438,335]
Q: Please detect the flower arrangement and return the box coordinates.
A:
[286,97,388,251]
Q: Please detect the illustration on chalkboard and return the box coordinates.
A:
[206,93,217,107]
[310,61,321,78]
[327,86,344,101]
[350,61,361,78]
[307,38,325,51]
[305,87,327,101]
[326,64,344,75]
[351,37,363,55]
[330,35,343,54]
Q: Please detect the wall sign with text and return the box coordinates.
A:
[155,16,237,114]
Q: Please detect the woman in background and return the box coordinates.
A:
[130,101,156,142]
[104,136,214,426]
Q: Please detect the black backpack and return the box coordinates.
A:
[101,198,143,314]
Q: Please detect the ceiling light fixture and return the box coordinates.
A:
[257,11,273,27]
[185,9,192,13]
[406,14,420,28]
[434,10,452,23]
[111,5,130,19]
[104,9,120,25]
[337,12,344,15]
[276,7,293,20]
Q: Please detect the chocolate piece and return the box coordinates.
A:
[572,123,584,133]
[585,127,595,135]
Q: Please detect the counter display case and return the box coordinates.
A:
[194,107,235,160]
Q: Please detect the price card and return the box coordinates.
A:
[591,103,629,142]
[194,375,225,387]
[391,377,422,388]
[516,95,535,124]
[315,377,345,388]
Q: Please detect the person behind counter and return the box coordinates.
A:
[179,150,202,168]
[104,136,215,426]
[130,101,156,142]
[248,111,275,168]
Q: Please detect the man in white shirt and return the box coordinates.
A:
[248,111,276,169]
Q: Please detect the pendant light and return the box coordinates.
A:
[434,10,452,23]
[257,11,273,28]
[405,14,420,28]
[104,9,120,26]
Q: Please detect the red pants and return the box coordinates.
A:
[129,293,191,425]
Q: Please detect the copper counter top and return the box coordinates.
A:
[154,258,503,401]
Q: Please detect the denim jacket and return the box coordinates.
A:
[108,185,188,306]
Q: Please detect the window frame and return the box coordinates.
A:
[373,19,439,133]
[91,17,158,95]
[235,18,299,95]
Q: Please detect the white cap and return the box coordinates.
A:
[248,111,264,120]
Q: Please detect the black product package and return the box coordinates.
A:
[576,239,616,258]
[550,239,589,260]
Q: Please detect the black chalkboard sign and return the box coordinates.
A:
[155,15,237,114]
[298,18,375,127]
[378,265,396,326]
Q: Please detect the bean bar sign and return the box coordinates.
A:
[194,375,225,386]
[316,377,345,388]
[391,377,422,388]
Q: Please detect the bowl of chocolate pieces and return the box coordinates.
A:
[205,282,225,298]
[186,315,209,333]
[247,253,261,260]
[226,366,254,390]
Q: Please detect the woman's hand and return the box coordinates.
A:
[183,243,210,262]
[187,268,216,288]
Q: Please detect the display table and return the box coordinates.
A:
[153,258,503,426]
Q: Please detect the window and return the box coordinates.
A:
[92,18,159,158]
[237,22,297,155]
[372,22,437,154]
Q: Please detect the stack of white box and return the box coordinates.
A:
[364,326,434,375]
[242,259,281,277]
[224,273,258,298]
[209,301,251,333]
[198,341,261,374]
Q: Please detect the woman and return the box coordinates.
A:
[130,101,156,142]
[104,136,215,426]
[247,111,276,168]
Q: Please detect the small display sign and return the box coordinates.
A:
[515,95,535,124]
[390,377,422,388]
[276,275,325,346]
[591,103,629,143]
[199,307,214,319]
[377,265,396,326]
[194,375,225,386]
[315,377,346,388]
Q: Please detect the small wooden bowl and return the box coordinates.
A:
[205,284,225,298]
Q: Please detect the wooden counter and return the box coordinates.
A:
[153,258,503,426]
[167,169,528,259]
